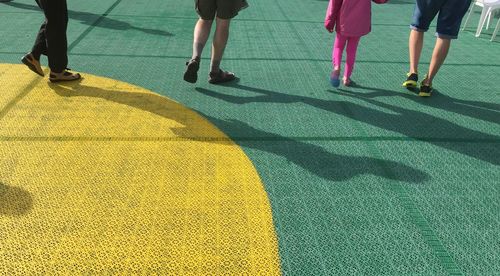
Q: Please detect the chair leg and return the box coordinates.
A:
[476,7,491,37]
[486,10,491,29]
[462,2,475,31]
[492,17,500,41]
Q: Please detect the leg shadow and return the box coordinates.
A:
[197,83,500,166]
[48,80,229,141]
[4,2,173,37]
[341,84,500,125]
[198,115,430,183]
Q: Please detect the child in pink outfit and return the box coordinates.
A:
[325,0,387,87]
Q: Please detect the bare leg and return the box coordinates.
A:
[192,18,213,60]
[425,37,451,85]
[210,17,231,73]
[409,30,424,74]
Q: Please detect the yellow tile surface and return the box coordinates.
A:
[0,64,280,275]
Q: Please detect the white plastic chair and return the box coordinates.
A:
[492,16,500,40]
[462,0,500,37]
[463,0,487,33]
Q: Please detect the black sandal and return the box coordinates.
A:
[184,58,200,83]
[208,69,236,84]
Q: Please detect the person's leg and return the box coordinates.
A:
[207,17,237,84]
[191,18,213,61]
[210,17,230,74]
[184,0,216,83]
[21,0,46,76]
[31,22,48,60]
[333,33,347,73]
[30,0,48,59]
[41,0,68,73]
[330,33,346,87]
[40,0,80,82]
[343,36,361,85]
[184,18,213,83]
[404,0,440,87]
[409,30,424,75]
[424,37,450,85]
[423,0,471,86]
[207,0,248,84]
[205,0,246,84]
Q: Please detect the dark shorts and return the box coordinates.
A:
[410,0,472,39]
[195,0,248,20]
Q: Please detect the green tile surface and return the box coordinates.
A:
[1,0,499,274]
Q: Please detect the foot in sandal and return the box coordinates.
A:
[208,69,236,84]
[184,58,200,83]
[343,77,353,87]
[49,69,81,83]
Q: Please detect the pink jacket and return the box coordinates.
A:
[325,0,387,37]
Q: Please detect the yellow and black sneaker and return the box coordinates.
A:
[418,80,433,97]
[402,72,418,88]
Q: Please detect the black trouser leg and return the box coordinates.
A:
[31,0,47,60]
[36,0,69,73]
[31,21,48,60]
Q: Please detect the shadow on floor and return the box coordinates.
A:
[3,2,173,37]
[48,80,223,140]
[196,82,500,166]
[48,80,429,183]
[343,83,500,125]
[0,182,33,216]
[198,114,431,183]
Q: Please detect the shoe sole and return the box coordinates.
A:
[21,56,44,77]
[49,74,81,83]
[183,62,199,83]
[402,80,417,88]
[418,92,432,97]
[208,75,236,84]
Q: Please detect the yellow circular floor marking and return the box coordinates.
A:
[0,64,280,274]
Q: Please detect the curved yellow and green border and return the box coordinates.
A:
[0,64,280,274]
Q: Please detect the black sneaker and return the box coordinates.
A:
[183,58,200,83]
[418,75,433,97]
[419,83,433,97]
[402,72,418,88]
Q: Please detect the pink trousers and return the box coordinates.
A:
[332,33,361,79]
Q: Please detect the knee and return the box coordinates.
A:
[215,18,231,29]
[199,18,214,26]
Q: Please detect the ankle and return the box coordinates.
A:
[209,69,222,76]
[210,60,221,74]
